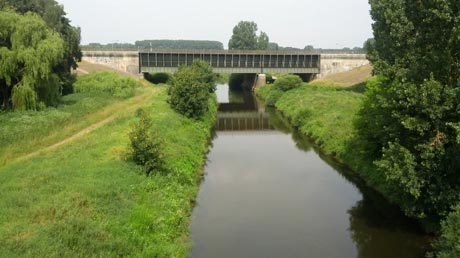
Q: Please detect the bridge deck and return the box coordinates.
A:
[139,50,320,74]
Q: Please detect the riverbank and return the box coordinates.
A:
[0,78,217,257]
[256,80,417,224]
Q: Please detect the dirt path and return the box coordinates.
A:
[14,89,156,163]
[20,115,117,161]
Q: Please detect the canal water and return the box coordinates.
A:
[189,84,429,258]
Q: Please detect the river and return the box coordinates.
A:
[189,84,429,258]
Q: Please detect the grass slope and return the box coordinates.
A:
[0,85,217,257]
[275,85,364,156]
[311,64,372,87]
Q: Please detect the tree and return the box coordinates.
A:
[168,60,215,119]
[129,109,164,175]
[429,205,460,258]
[4,0,82,96]
[304,45,314,51]
[191,59,216,93]
[358,0,460,219]
[228,21,270,50]
[268,42,279,50]
[0,10,64,110]
[257,31,269,50]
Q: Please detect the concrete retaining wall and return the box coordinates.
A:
[318,54,369,78]
[82,51,139,75]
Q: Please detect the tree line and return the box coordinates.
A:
[83,40,224,50]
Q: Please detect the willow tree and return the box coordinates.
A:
[2,0,82,95]
[0,10,64,110]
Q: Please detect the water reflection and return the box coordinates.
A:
[190,84,429,258]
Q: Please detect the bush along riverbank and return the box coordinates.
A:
[0,68,217,257]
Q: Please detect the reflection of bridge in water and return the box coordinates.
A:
[216,112,272,131]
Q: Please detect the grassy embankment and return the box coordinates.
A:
[0,68,217,257]
[257,65,391,196]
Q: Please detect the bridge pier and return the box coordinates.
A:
[253,74,267,89]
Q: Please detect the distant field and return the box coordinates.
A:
[312,64,372,86]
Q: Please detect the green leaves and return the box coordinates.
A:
[0,10,64,110]
[168,60,216,119]
[376,142,422,199]
[129,109,165,175]
[228,21,270,50]
[273,74,303,92]
[361,0,460,221]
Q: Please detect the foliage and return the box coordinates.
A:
[256,85,283,107]
[273,74,303,92]
[304,45,315,51]
[257,31,269,50]
[191,59,216,93]
[74,72,137,98]
[129,109,164,175]
[363,38,375,56]
[228,21,270,50]
[0,10,65,110]
[429,204,460,258]
[168,60,215,119]
[215,73,230,84]
[268,42,279,50]
[0,86,218,257]
[144,73,171,84]
[358,0,460,220]
[4,0,82,96]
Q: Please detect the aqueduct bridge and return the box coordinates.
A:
[82,50,369,78]
[139,50,320,75]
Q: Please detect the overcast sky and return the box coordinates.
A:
[55,0,373,49]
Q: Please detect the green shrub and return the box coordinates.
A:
[264,88,284,106]
[429,205,460,258]
[192,59,216,93]
[74,71,137,98]
[168,60,215,119]
[143,73,171,84]
[129,109,164,175]
[274,74,303,92]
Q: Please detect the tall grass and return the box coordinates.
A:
[74,71,138,98]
